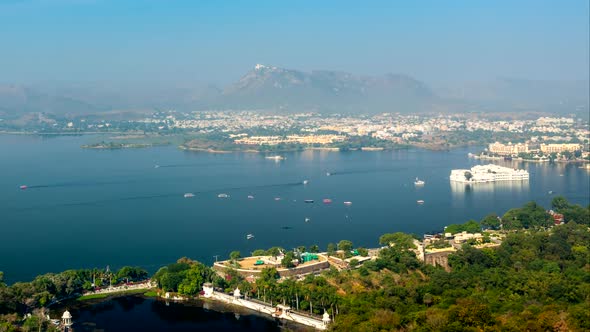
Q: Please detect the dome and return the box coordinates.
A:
[62,310,72,319]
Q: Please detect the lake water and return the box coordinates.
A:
[1,134,589,283]
[52,295,306,332]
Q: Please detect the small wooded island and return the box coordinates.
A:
[0,197,588,331]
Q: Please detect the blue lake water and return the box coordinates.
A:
[1,134,589,283]
[54,296,299,332]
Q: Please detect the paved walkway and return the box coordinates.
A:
[83,280,155,296]
[207,291,328,330]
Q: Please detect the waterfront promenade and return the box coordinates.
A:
[203,286,329,330]
[82,280,156,296]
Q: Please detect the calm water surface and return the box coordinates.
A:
[1,134,589,283]
[51,295,302,332]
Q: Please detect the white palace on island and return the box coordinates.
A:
[450,164,529,184]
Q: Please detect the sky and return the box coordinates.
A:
[0,0,588,86]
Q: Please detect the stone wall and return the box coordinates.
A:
[424,251,453,272]
[213,258,330,279]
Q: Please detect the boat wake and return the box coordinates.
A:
[329,167,404,176]
[22,179,139,189]
[11,181,305,210]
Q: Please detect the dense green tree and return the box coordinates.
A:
[116,266,148,282]
[480,213,501,230]
[229,251,241,261]
[281,252,296,268]
[251,249,266,256]
[327,243,337,256]
[379,232,416,248]
[337,240,353,252]
[551,196,570,211]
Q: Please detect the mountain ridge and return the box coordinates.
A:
[0,65,587,117]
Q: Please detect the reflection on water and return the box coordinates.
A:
[62,296,282,332]
[450,180,530,194]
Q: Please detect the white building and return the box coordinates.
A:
[488,142,529,156]
[450,164,529,183]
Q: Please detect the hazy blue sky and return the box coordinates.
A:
[1,0,588,85]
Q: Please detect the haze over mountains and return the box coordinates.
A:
[1,64,588,119]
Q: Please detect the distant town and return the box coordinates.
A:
[1,111,589,158]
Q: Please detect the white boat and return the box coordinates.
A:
[246,234,255,240]
[343,201,352,206]
[304,218,310,222]
[414,178,425,186]
[184,193,195,198]
[265,155,285,161]
[217,193,230,198]
[326,172,331,176]
[247,195,254,199]
[303,180,309,185]
[417,200,425,204]
[548,190,553,195]
[154,164,160,169]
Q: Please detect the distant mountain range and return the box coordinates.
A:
[0,64,588,118]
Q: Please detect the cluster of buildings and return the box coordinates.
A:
[31,111,589,152]
[233,134,346,146]
[488,141,583,156]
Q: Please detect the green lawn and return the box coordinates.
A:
[77,288,151,301]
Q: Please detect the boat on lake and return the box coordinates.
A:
[414,178,425,186]
[417,200,425,204]
[19,185,27,190]
[304,199,314,203]
[343,201,352,206]
[154,165,160,169]
[274,197,281,201]
[323,198,332,204]
[217,193,230,198]
[247,195,254,199]
[184,193,195,198]
[265,155,285,161]
[305,218,310,222]
[246,234,255,240]
[303,179,309,185]
[326,172,331,176]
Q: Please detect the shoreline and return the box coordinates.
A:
[0,131,480,152]
[471,154,589,164]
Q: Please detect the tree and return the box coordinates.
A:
[481,214,501,230]
[464,171,473,181]
[327,243,337,256]
[379,232,416,249]
[178,263,210,296]
[551,196,570,211]
[116,266,148,282]
[266,247,283,258]
[337,240,353,252]
[309,245,320,253]
[281,252,296,268]
[357,248,369,257]
[229,251,241,261]
[252,249,266,256]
